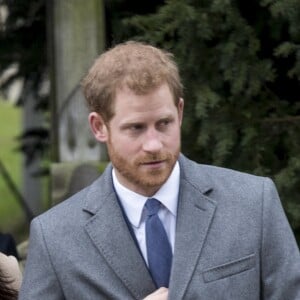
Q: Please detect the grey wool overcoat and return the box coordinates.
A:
[19,154,300,299]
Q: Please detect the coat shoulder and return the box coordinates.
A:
[179,154,273,202]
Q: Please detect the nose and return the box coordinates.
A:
[142,128,163,153]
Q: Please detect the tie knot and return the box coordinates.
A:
[145,198,161,216]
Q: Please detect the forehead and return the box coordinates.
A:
[111,84,177,123]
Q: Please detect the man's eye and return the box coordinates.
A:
[130,124,144,131]
[158,120,171,129]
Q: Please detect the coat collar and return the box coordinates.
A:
[82,162,114,215]
[178,153,214,195]
[83,154,215,214]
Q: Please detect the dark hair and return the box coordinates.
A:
[0,268,18,300]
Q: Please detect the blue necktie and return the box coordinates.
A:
[145,198,172,288]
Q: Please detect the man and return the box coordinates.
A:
[20,41,300,299]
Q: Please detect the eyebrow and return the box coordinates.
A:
[120,121,145,130]
[120,113,175,128]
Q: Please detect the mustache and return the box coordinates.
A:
[136,153,171,164]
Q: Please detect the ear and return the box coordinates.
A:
[177,98,184,126]
[88,112,108,142]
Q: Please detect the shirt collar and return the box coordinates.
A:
[112,161,180,228]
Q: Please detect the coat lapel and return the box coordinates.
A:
[169,156,217,299]
[81,156,217,299]
[83,166,156,299]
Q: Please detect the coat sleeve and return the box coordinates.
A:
[261,178,300,299]
[18,217,64,300]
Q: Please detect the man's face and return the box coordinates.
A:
[103,83,183,196]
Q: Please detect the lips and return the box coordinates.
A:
[138,154,168,164]
[143,160,164,165]
[140,160,167,172]
[135,153,172,168]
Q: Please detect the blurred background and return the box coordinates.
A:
[0,0,299,254]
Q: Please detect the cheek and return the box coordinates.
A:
[111,136,140,155]
[165,128,181,146]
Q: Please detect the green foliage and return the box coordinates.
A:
[109,0,300,240]
[0,100,25,241]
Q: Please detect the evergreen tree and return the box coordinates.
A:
[109,0,300,241]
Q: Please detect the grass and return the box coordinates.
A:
[0,100,26,243]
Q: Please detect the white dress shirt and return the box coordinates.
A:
[112,161,180,265]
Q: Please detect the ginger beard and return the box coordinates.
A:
[107,136,180,195]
